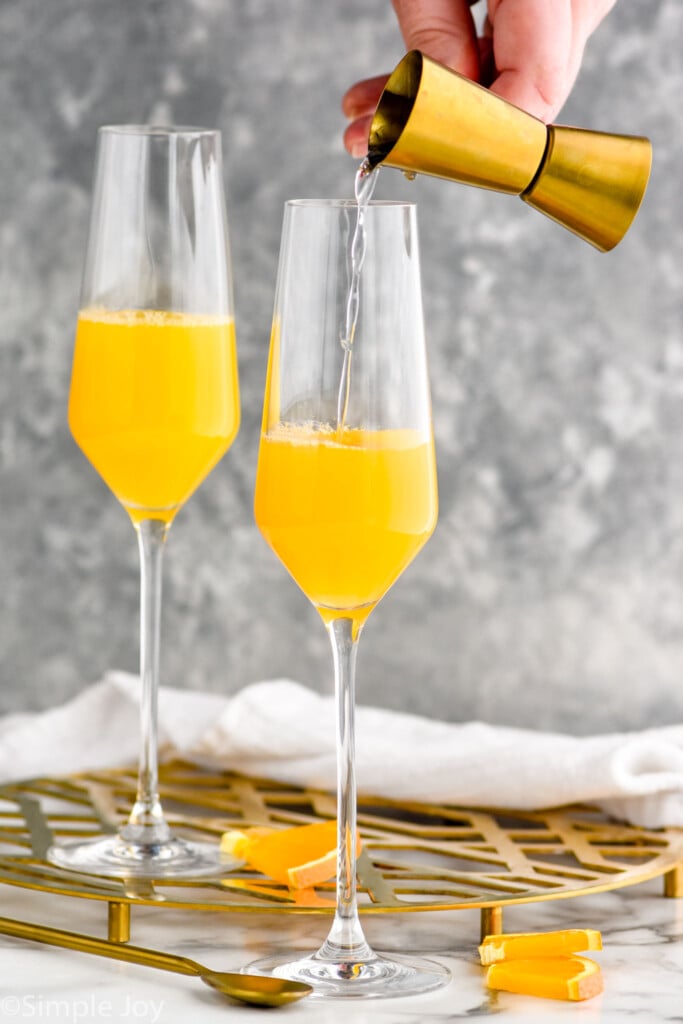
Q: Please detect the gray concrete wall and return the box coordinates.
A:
[0,0,680,733]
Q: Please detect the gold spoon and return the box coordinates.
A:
[0,914,311,1008]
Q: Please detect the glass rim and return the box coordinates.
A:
[284,198,416,209]
[98,124,219,138]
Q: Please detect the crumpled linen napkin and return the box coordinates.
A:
[2,671,683,829]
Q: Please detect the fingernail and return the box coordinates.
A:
[350,140,367,158]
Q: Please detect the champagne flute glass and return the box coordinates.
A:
[48,126,240,877]
[250,199,448,997]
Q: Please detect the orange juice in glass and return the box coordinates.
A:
[70,309,239,524]
[255,424,436,628]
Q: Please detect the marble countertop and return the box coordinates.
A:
[0,875,681,1023]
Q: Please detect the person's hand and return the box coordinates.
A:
[342,0,617,157]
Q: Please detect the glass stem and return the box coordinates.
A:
[121,518,172,845]
[317,617,373,964]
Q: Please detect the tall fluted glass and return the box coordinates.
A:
[250,199,448,997]
[48,126,240,877]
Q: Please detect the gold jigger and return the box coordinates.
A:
[368,51,652,251]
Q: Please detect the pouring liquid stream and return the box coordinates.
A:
[335,158,379,435]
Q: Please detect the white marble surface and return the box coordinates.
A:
[0,876,681,1023]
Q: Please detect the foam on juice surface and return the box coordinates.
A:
[78,307,232,328]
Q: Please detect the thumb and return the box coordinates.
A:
[391,0,480,81]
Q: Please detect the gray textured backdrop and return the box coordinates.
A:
[0,0,680,733]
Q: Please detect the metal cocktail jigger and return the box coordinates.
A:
[367,51,652,252]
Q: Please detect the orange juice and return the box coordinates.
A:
[254,424,437,627]
[69,309,240,523]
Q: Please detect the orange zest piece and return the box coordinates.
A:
[479,928,602,965]
[220,820,362,889]
[221,826,275,861]
[486,955,603,1002]
[287,848,339,889]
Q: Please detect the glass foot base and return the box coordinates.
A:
[245,950,450,1000]
[47,834,232,879]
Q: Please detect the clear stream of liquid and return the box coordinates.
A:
[335,158,379,433]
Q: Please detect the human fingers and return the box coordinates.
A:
[391,0,480,80]
[343,114,375,158]
[341,75,388,157]
[342,0,483,156]
[485,0,574,121]
[341,74,390,121]
[574,0,618,35]
[486,0,615,122]
[342,0,481,129]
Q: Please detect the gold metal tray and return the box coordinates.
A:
[0,759,681,944]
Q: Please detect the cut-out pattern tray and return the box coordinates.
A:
[0,759,680,943]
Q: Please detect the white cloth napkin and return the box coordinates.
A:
[2,672,683,829]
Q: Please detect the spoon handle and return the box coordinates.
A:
[0,913,201,977]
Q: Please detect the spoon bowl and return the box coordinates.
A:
[202,970,312,1006]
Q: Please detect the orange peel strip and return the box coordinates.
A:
[220,820,362,889]
[479,928,602,965]
[220,826,274,860]
[486,955,603,1002]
